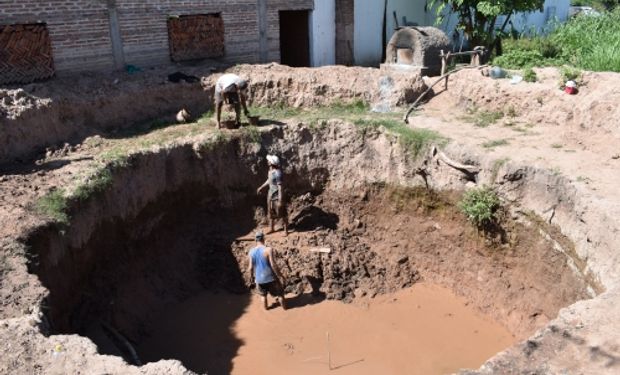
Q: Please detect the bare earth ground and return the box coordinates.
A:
[0,64,619,374]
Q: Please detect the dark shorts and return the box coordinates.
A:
[215,86,240,105]
[257,280,284,297]
[268,197,288,220]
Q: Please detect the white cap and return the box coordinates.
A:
[566,80,577,88]
[266,154,279,166]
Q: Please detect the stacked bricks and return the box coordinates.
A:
[0,23,54,84]
[167,14,225,62]
[0,0,114,73]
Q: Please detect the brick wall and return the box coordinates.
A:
[0,0,316,76]
[335,0,354,65]
[116,0,260,67]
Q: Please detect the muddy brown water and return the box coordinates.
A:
[138,284,515,375]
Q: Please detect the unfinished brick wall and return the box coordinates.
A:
[335,0,354,65]
[0,0,114,73]
[0,0,315,78]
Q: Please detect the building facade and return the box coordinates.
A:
[0,0,314,83]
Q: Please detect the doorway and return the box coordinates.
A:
[279,10,310,67]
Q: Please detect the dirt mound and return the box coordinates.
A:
[210,63,427,110]
[0,89,50,119]
[439,67,620,137]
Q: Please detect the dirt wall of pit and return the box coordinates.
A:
[0,64,427,166]
[7,121,606,374]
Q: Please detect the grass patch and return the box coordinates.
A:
[551,143,563,149]
[462,109,504,128]
[250,103,303,119]
[100,147,130,168]
[35,189,69,225]
[73,168,114,201]
[354,118,447,157]
[482,139,510,148]
[240,125,261,143]
[196,110,215,125]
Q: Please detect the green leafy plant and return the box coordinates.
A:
[459,186,501,228]
[559,65,582,84]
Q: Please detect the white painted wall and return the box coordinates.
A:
[310,0,336,66]
[386,0,427,34]
[353,0,384,66]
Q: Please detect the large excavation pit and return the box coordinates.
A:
[22,122,592,374]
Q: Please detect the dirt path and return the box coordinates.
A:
[138,283,515,375]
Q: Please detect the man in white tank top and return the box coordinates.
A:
[215,73,250,128]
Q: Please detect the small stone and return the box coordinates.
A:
[612,154,619,160]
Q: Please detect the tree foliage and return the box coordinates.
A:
[428,0,545,51]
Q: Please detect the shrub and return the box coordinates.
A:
[459,186,500,228]
[493,49,546,69]
[493,9,620,72]
[523,67,538,82]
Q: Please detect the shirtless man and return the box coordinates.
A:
[214,73,250,128]
[247,231,287,310]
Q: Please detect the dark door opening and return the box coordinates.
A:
[279,10,310,67]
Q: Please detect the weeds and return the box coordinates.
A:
[240,125,261,143]
[462,110,504,128]
[491,158,509,181]
[459,186,500,229]
[523,67,538,82]
[35,189,69,225]
[100,147,130,168]
[73,168,113,201]
[482,139,510,148]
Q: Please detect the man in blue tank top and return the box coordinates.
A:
[247,231,287,310]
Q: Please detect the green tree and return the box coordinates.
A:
[428,0,544,54]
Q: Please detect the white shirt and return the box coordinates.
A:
[216,73,247,93]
